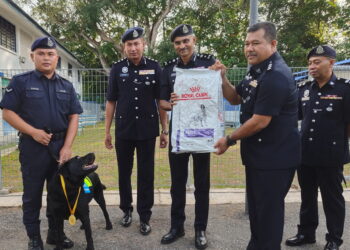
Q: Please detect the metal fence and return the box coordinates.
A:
[0,67,349,192]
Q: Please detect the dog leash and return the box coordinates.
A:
[60,175,81,226]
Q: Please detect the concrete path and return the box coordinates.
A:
[0,189,349,249]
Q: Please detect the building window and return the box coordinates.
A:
[77,70,81,82]
[68,63,72,77]
[57,57,61,69]
[0,16,16,52]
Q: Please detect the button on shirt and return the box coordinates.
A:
[298,75,350,167]
[236,52,301,169]
[0,70,83,132]
[106,57,161,140]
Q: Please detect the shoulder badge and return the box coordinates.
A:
[337,78,350,86]
[113,58,127,65]
[197,53,214,60]
[163,58,177,67]
[297,80,310,88]
[145,57,158,63]
[267,61,273,71]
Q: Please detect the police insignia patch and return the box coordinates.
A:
[316,45,324,54]
[183,25,189,34]
[47,38,54,47]
[122,67,128,73]
[133,30,138,38]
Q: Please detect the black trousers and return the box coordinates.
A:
[19,137,63,238]
[245,166,295,250]
[115,137,156,223]
[169,151,210,231]
[297,164,345,246]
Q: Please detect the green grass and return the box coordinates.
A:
[1,122,349,192]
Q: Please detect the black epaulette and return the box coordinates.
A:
[336,77,350,85]
[297,80,311,88]
[197,53,214,60]
[163,58,178,67]
[15,71,33,78]
[144,57,158,63]
[113,58,127,65]
[57,74,70,83]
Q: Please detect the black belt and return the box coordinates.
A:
[18,131,66,141]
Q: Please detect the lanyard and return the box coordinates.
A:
[60,175,81,225]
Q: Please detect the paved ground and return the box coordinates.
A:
[0,190,349,250]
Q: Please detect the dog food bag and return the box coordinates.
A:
[171,68,225,153]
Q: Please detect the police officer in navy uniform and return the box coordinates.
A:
[285,46,350,250]
[159,24,215,250]
[213,22,300,250]
[0,37,82,250]
[105,27,168,235]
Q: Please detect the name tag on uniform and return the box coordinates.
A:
[301,97,310,101]
[120,73,129,77]
[249,80,258,88]
[139,69,155,75]
[320,95,342,100]
[58,89,67,93]
[30,87,39,90]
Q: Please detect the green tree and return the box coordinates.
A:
[15,0,183,70]
[260,0,345,66]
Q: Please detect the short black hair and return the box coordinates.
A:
[247,22,277,41]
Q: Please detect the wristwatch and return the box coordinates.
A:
[161,130,169,135]
[225,135,236,147]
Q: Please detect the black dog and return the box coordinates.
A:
[47,153,112,250]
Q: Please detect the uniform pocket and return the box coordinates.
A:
[25,89,44,98]
[56,91,71,114]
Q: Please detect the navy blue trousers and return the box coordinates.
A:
[115,137,156,223]
[19,137,63,238]
[169,151,210,231]
[297,164,345,246]
[245,167,295,250]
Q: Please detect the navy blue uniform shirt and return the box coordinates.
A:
[106,57,161,140]
[298,75,350,167]
[0,70,83,132]
[160,53,215,101]
[236,52,301,169]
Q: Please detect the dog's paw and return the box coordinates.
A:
[106,223,113,230]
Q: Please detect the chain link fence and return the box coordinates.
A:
[0,67,349,192]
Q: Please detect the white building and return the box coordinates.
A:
[0,0,84,140]
[0,0,83,83]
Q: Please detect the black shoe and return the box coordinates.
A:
[119,211,132,227]
[140,221,152,235]
[161,228,185,244]
[46,229,74,249]
[324,241,339,250]
[285,234,316,246]
[28,235,43,250]
[195,230,208,249]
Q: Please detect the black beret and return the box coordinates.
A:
[31,37,57,51]
[121,27,144,43]
[170,24,194,42]
[307,45,336,60]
